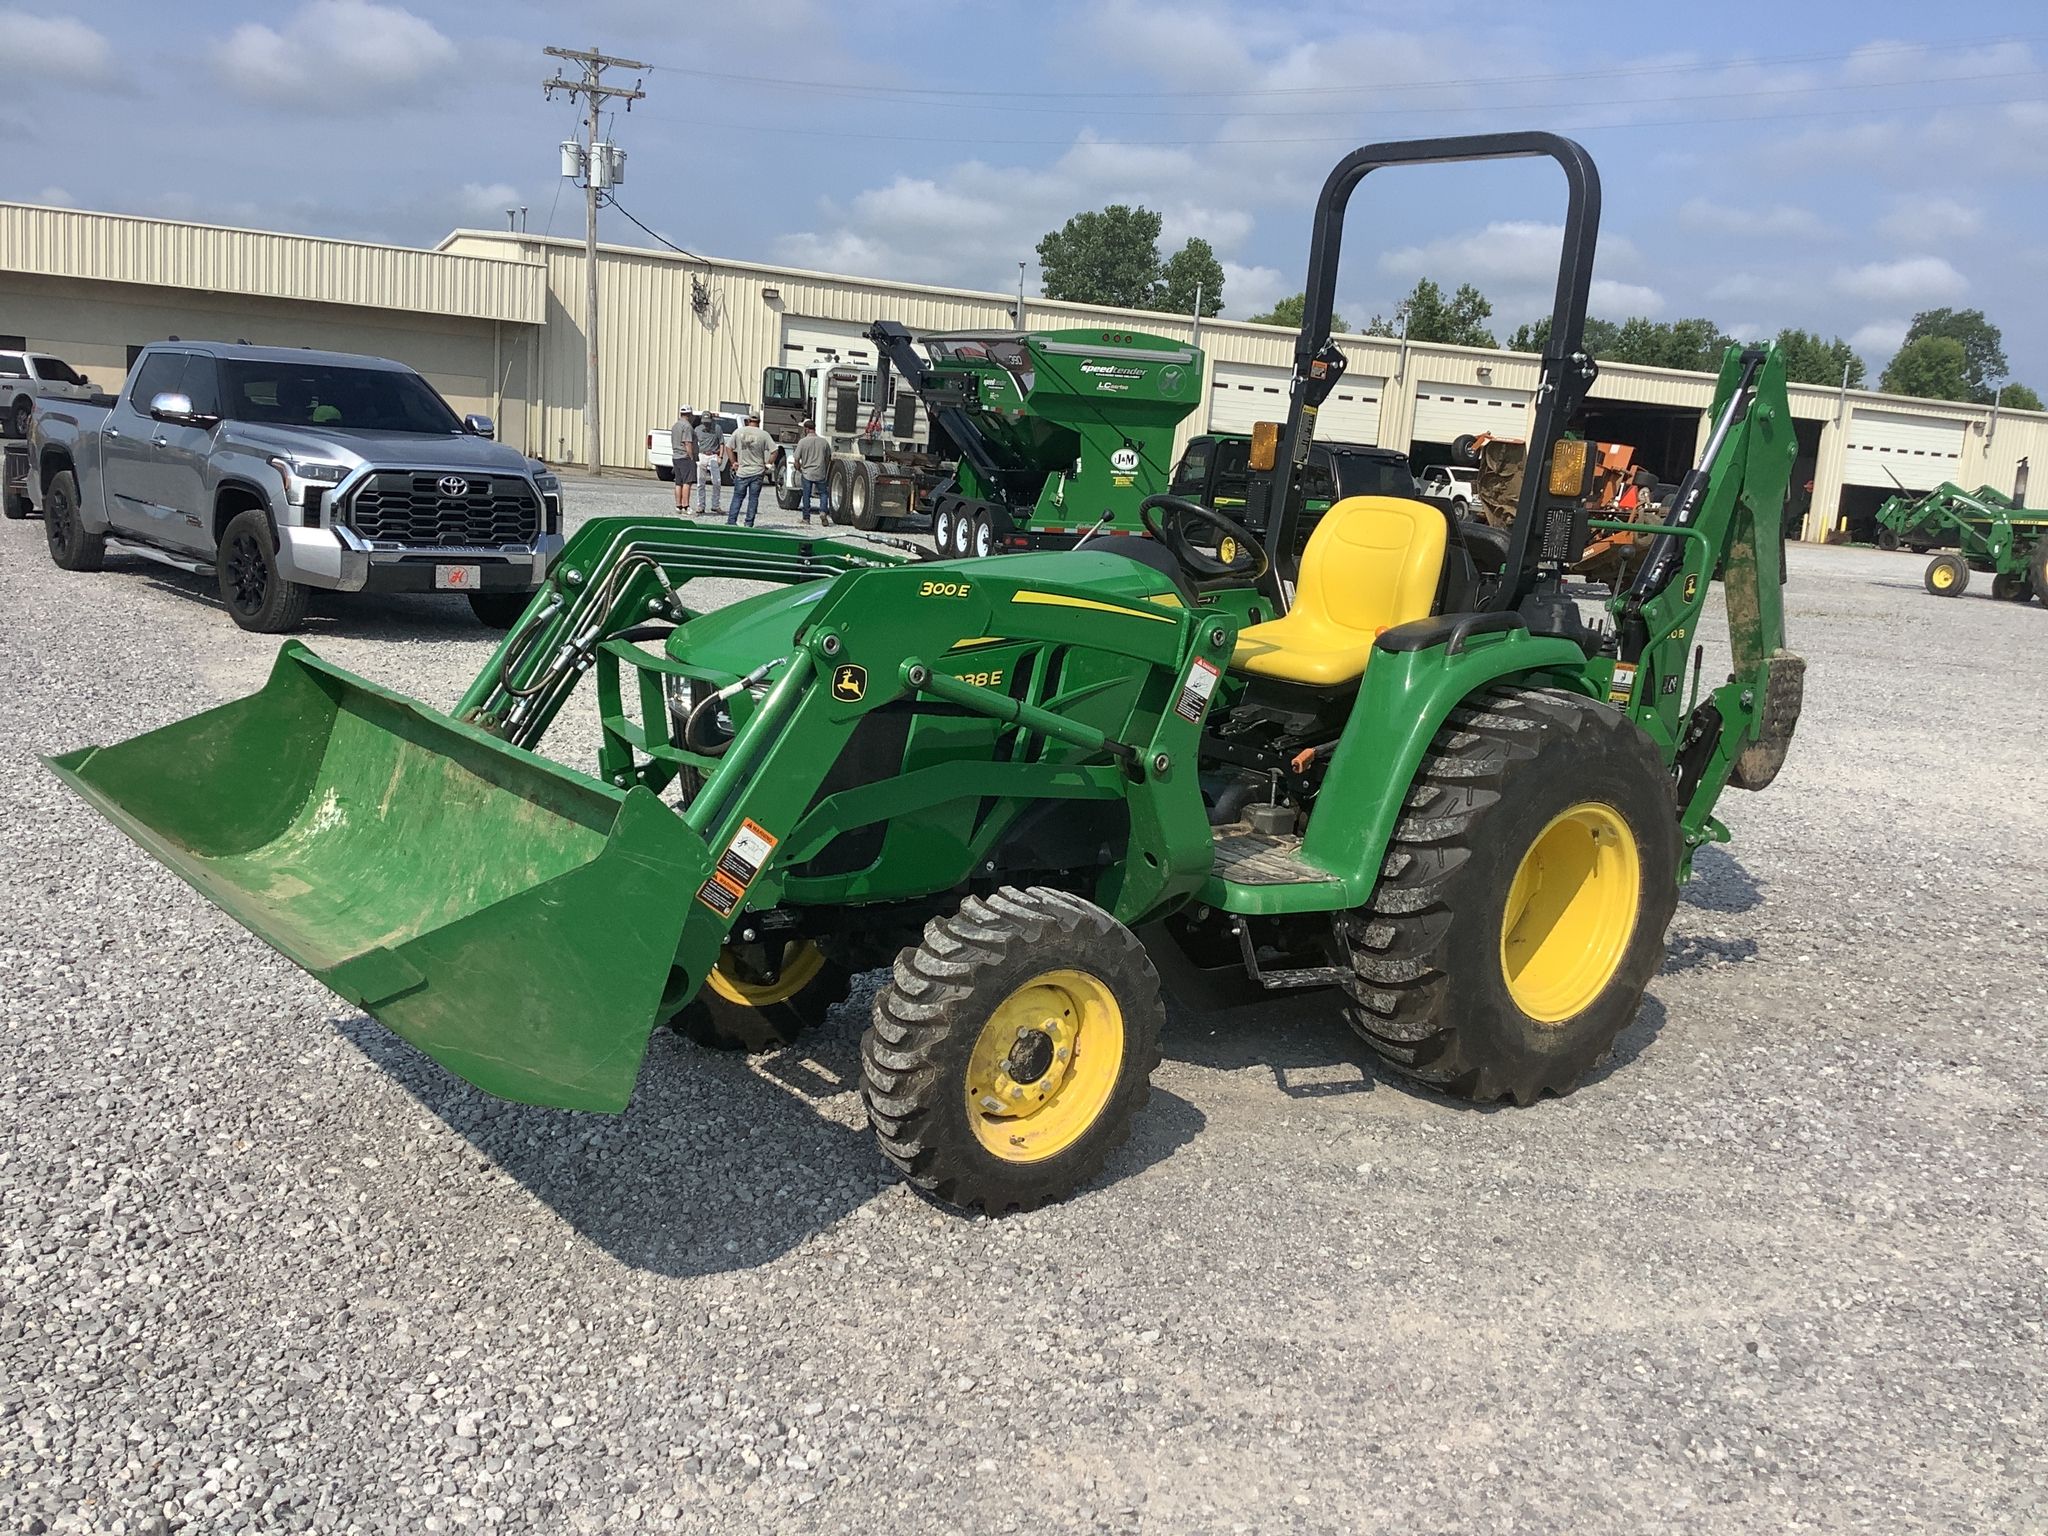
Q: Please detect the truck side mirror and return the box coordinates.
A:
[149,392,197,424]
[463,414,496,439]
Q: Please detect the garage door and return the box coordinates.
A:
[1208,362,1291,433]
[1412,380,1532,444]
[781,317,877,369]
[1843,408,1965,491]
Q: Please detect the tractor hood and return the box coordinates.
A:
[666,578,834,677]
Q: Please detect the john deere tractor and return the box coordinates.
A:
[51,134,1806,1215]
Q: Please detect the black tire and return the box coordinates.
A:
[775,474,801,512]
[3,488,28,520]
[1450,496,1470,520]
[467,590,534,629]
[932,504,955,553]
[1874,527,1899,552]
[217,508,308,632]
[863,887,1163,1214]
[970,509,995,559]
[655,464,675,483]
[42,470,104,572]
[9,397,30,441]
[1451,433,1480,467]
[668,940,851,1052]
[1343,685,1679,1106]
[2029,539,2048,604]
[1924,552,1969,598]
[827,461,851,523]
[849,464,881,530]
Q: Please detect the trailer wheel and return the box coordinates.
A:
[668,939,851,1052]
[949,506,975,559]
[932,505,955,553]
[1343,685,1678,1106]
[1924,552,1969,597]
[971,509,996,558]
[862,887,1163,1214]
[42,470,105,572]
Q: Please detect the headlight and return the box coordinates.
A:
[533,471,561,494]
[267,457,349,504]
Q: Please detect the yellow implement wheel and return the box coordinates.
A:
[667,939,850,1053]
[862,887,1163,1214]
[961,971,1125,1164]
[1924,553,1969,597]
[1500,804,1643,1023]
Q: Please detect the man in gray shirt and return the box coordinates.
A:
[691,413,726,515]
[670,408,696,511]
[792,425,832,524]
[725,413,774,528]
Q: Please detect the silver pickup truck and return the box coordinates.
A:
[29,341,563,632]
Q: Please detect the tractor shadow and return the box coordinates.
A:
[334,985,1202,1275]
[1679,844,1764,914]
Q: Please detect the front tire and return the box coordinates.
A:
[9,398,29,441]
[668,940,851,1053]
[42,470,104,571]
[217,508,308,632]
[863,887,1163,1214]
[1924,552,1969,597]
[1343,685,1679,1106]
[468,590,534,629]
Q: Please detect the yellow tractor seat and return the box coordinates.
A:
[1231,496,1450,687]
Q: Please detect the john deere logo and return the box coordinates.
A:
[831,664,867,702]
[1682,574,1699,601]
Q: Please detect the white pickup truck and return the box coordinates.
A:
[3,349,104,439]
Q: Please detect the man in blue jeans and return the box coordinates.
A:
[725,413,774,527]
[793,423,832,524]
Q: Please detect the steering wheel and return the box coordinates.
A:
[1138,495,1270,584]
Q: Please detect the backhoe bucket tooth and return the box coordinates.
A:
[46,643,714,1112]
[1729,648,1806,792]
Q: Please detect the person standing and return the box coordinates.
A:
[691,411,726,517]
[726,413,774,528]
[671,408,696,512]
[792,423,832,525]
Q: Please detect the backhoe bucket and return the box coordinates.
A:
[47,643,714,1112]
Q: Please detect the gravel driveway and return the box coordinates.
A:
[3,477,2044,1534]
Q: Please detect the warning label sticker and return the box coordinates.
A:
[1607,663,1638,705]
[696,818,778,915]
[1176,655,1224,723]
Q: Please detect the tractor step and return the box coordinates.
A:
[1210,825,1322,886]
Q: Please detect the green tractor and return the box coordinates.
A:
[1876,481,2048,602]
[50,134,1807,1215]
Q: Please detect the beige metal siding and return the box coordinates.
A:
[1,203,544,324]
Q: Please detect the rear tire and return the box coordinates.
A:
[849,463,881,530]
[1875,527,1899,551]
[668,939,851,1053]
[1924,552,1969,597]
[827,462,851,524]
[9,398,30,441]
[949,505,975,559]
[971,509,995,559]
[42,470,104,572]
[2029,539,2048,604]
[932,505,955,554]
[467,590,533,629]
[655,464,675,483]
[217,508,308,633]
[863,887,1163,1214]
[775,475,801,511]
[1343,685,1679,1106]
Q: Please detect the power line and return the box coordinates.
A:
[543,45,648,475]
[636,32,2043,104]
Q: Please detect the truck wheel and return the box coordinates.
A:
[932,505,955,553]
[667,940,851,1053]
[42,470,104,572]
[863,887,1163,1215]
[1924,552,1969,597]
[654,464,674,483]
[1451,496,1470,519]
[9,398,29,441]
[3,487,28,520]
[217,508,308,632]
[467,590,533,629]
[849,464,881,530]
[776,475,801,512]
[1343,685,1679,1106]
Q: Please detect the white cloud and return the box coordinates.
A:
[1220,262,1288,321]
[32,185,74,206]
[1851,319,1910,359]
[1590,280,1665,316]
[1833,255,1968,305]
[1875,195,1983,245]
[456,182,522,219]
[0,10,115,84]
[215,1,456,108]
[1841,37,2035,87]
[1675,199,1828,240]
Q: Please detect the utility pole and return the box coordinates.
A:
[544,45,646,475]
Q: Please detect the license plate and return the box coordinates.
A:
[434,565,481,590]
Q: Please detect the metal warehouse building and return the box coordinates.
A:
[7,198,2044,541]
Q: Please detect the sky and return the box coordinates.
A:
[6,0,2048,383]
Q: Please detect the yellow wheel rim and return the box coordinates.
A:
[1499,803,1642,1023]
[1932,563,1955,589]
[705,940,826,1008]
[963,970,1125,1164]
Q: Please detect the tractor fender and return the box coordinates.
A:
[1287,626,1594,911]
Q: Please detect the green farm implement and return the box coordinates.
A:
[51,134,1809,1215]
[1875,481,2048,602]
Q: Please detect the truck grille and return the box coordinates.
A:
[339,472,539,547]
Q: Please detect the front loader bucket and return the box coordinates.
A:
[48,643,715,1112]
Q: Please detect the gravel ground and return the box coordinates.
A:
[3,475,2045,1535]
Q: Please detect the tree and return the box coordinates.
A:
[1248,292,1350,336]
[1036,205,1164,310]
[1602,316,1735,371]
[1892,308,2007,402]
[1999,381,2043,411]
[1772,328,1865,388]
[1879,335,1972,401]
[1158,237,1224,317]
[1368,278,1496,347]
[1507,315,1622,356]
